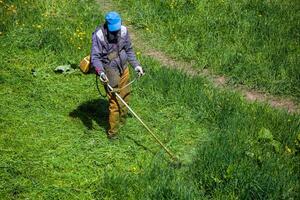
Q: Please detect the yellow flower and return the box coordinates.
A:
[129,167,138,173]
[78,47,81,50]
[285,145,292,154]
[0,32,2,35]
[7,4,17,13]
[36,25,42,29]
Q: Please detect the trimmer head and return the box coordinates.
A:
[170,158,182,169]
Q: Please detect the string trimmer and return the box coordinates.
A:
[98,75,181,166]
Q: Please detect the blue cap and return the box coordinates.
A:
[105,11,121,32]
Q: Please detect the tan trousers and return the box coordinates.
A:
[106,67,130,136]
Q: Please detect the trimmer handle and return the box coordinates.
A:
[99,72,109,83]
[99,76,108,83]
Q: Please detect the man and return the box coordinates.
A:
[91,11,144,139]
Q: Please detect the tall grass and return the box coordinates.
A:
[92,59,300,199]
[114,0,300,98]
[1,0,299,199]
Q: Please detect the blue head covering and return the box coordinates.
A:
[105,11,121,32]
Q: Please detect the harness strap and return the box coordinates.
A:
[96,25,127,43]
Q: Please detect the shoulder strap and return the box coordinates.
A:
[97,26,127,42]
[96,29,104,43]
[121,25,127,38]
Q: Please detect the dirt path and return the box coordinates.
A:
[97,0,299,114]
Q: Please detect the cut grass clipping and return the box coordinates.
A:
[1,0,300,199]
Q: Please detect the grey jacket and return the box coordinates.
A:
[91,25,140,74]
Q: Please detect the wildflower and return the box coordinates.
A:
[78,46,81,50]
[8,4,17,13]
[36,25,42,29]
[0,32,2,35]
[146,27,150,31]
[129,167,138,173]
[285,145,292,154]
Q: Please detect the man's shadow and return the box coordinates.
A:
[69,98,108,130]
[69,98,157,157]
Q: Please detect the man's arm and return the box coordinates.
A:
[124,31,140,69]
[91,31,104,73]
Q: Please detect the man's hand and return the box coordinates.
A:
[99,72,108,83]
[95,67,108,83]
[135,66,144,77]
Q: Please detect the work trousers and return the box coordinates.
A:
[106,67,130,136]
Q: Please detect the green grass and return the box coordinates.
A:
[113,0,300,98]
[1,0,300,199]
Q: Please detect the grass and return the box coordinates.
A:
[1,0,300,199]
[113,0,300,98]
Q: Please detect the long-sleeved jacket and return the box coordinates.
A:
[91,25,140,74]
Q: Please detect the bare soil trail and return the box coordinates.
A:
[97,0,299,113]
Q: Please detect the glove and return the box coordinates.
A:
[95,67,108,83]
[99,72,108,83]
[135,66,144,77]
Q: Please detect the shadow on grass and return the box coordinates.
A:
[69,98,108,131]
[125,135,156,156]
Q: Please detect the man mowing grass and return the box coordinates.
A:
[91,11,144,139]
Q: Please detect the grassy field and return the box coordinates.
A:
[114,0,300,98]
[1,0,300,199]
